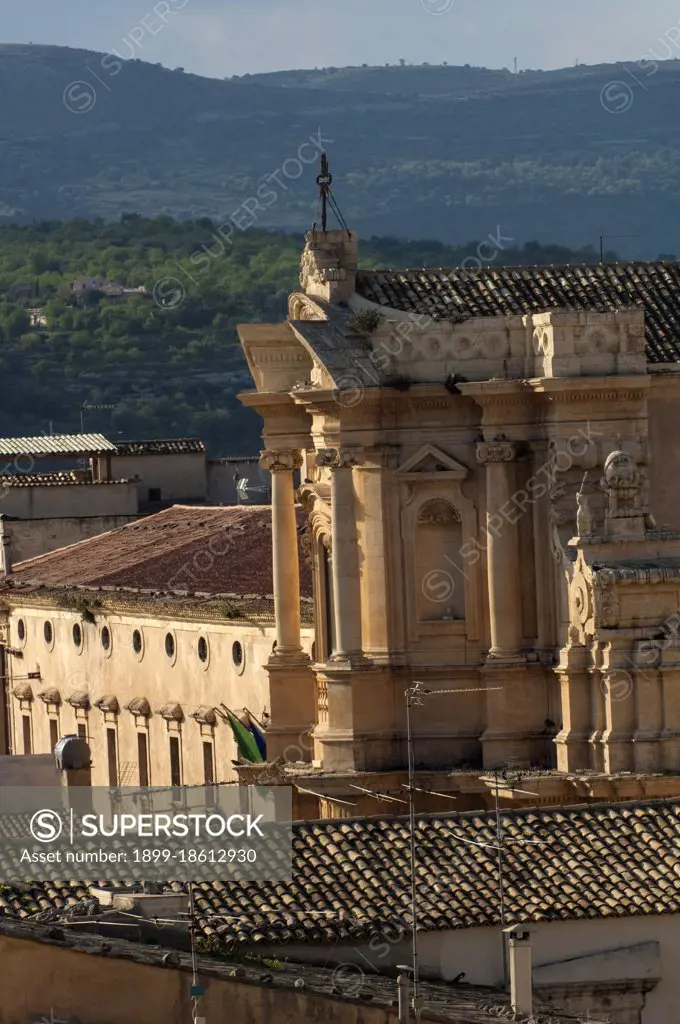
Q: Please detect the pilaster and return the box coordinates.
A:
[476,440,524,663]
[260,448,315,763]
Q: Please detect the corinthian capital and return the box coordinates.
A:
[316,446,362,470]
[260,449,303,473]
[476,441,517,465]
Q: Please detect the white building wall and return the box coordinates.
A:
[5,605,313,787]
[254,914,679,1022]
[1,483,138,519]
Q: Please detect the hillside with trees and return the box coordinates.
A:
[0,217,622,453]
[2,45,680,255]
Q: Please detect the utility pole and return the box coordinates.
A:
[404,681,502,1020]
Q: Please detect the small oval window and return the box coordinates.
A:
[43,621,53,645]
[132,629,143,654]
[165,632,175,658]
[198,636,208,663]
[72,623,82,647]
[101,626,111,651]
[232,641,243,667]
[17,619,25,641]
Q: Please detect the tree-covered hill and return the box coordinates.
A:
[0,217,621,453]
[2,45,680,255]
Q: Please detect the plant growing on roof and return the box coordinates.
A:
[57,593,102,624]
[218,601,243,620]
[347,308,385,335]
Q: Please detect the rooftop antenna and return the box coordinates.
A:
[598,234,640,264]
[313,154,351,237]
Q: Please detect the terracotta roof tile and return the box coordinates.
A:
[0,504,312,601]
[113,438,206,456]
[0,472,128,487]
[2,798,677,963]
[0,433,116,457]
[356,261,680,363]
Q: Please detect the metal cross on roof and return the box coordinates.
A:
[316,153,332,232]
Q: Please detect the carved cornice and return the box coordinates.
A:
[260,449,303,473]
[476,441,517,464]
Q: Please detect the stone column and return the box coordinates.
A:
[260,449,303,657]
[317,447,363,661]
[476,441,524,662]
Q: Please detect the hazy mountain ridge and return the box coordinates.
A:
[2,45,680,254]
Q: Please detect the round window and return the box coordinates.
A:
[43,621,53,645]
[165,632,175,658]
[132,629,143,654]
[232,641,243,667]
[17,619,26,641]
[72,623,82,647]
[198,636,208,663]
[101,626,111,651]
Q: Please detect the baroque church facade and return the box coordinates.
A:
[238,227,680,814]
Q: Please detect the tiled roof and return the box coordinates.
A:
[2,799,680,956]
[113,438,206,456]
[356,262,680,363]
[186,799,680,945]
[0,433,116,457]
[0,505,312,600]
[0,472,128,487]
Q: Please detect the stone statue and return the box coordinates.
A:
[576,472,595,537]
[600,449,652,537]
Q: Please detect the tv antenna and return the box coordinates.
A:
[598,234,640,264]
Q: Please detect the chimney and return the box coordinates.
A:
[0,515,12,575]
[505,925,532,1016]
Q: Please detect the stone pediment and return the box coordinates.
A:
[396,444,469,480]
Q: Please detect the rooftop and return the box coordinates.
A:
[0,433,116,458]
[2,798,679,949]
[0,471,129,488]
[0,504,312,601]
[113,438,206,456]
[356,261,680,363]
[0,918,576,1023]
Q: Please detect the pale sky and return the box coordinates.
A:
[6,0,680,78]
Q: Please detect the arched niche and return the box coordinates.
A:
[415,498,466,623]
[401,483,481,643]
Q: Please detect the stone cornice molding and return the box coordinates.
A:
[476,441,518,464]
[259,449,303,473]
